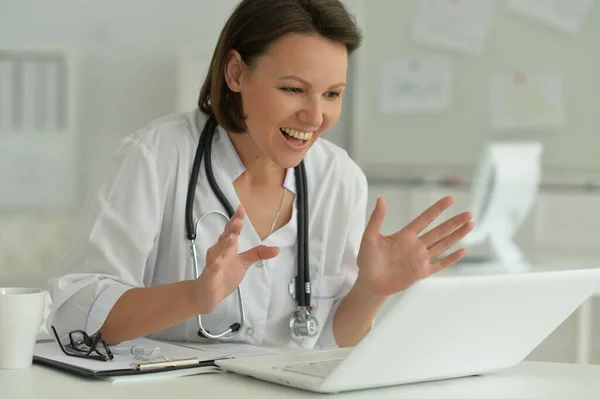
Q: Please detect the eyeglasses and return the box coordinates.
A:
[51,325,114,362]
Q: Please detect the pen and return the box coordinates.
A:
[133,357,200,371]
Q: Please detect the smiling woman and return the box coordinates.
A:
[46,0,473,353]
[227,32,349,165]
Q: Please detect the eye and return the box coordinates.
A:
[279,87,303,94]
[324,91,341,100]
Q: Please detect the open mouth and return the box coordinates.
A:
[280,127,314,147]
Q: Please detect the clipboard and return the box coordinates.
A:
[33,338,227,379]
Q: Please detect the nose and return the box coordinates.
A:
[298,97,323,128]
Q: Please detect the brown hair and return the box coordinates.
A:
[198,0,362,133]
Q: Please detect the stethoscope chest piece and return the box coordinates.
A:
[289,306,319,341]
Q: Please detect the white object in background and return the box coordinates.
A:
[0,60,12,132]
[0,47,78,211]
[534,192,600,249]
[509,0,593,35]
[43,61,59,132]
[176,47,209,113]
[576,299,592,364]
[380,58,452,113]
[0,288,46,369]
[490,72,564,131]
[461,142,543,270]
[22,60,37,131]
[412,0,494,54]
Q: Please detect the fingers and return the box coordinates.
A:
[208,232,238,264]
[419,211,473,248]
[238,245,280,268]
[364,196,387,236]
[403,196,455,235]
[427,221,474,259]
[429,248,468,274]
[218,205,245,241]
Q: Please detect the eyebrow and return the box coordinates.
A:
[278,75,346,90]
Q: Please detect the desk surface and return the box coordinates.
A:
[1,361,599,398]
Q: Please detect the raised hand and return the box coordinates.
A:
[196,205,279,313]
[356,196,474,298]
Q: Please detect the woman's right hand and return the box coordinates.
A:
[195,205,279,313]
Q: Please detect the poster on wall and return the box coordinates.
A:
[380,58,453,114]
[412,0,494,54]
[490,71,565,131]
[509,0,594,35]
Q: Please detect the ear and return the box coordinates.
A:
[224,49,246,93]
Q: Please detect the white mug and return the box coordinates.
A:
[0,287,46,369]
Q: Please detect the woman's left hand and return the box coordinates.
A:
[355,196,474,299]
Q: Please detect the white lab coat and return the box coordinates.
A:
[47,110,368,349]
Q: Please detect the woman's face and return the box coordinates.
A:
[225,32,348,169]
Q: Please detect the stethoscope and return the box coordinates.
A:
[185,112,319,342]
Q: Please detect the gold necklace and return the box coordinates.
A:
[268,188,287,236]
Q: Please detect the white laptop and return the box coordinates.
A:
[215,266,600,393]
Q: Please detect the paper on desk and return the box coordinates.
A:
[34,337,228,373]
[103,365,225,384]
[175,342,279,358]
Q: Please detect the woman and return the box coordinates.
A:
[47,0,473,350]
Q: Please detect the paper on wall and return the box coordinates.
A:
[380,58,452,113]
[509,0,594,35]
[412,0,494,54]
[490,71,565,131]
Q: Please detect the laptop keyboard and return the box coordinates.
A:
[275,358,343,378]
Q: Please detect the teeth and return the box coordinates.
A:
[282,127,314,141]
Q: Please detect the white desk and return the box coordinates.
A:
[1,361,599,398]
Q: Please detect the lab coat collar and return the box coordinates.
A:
[212,123,298,247]
[214,123,297,195]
